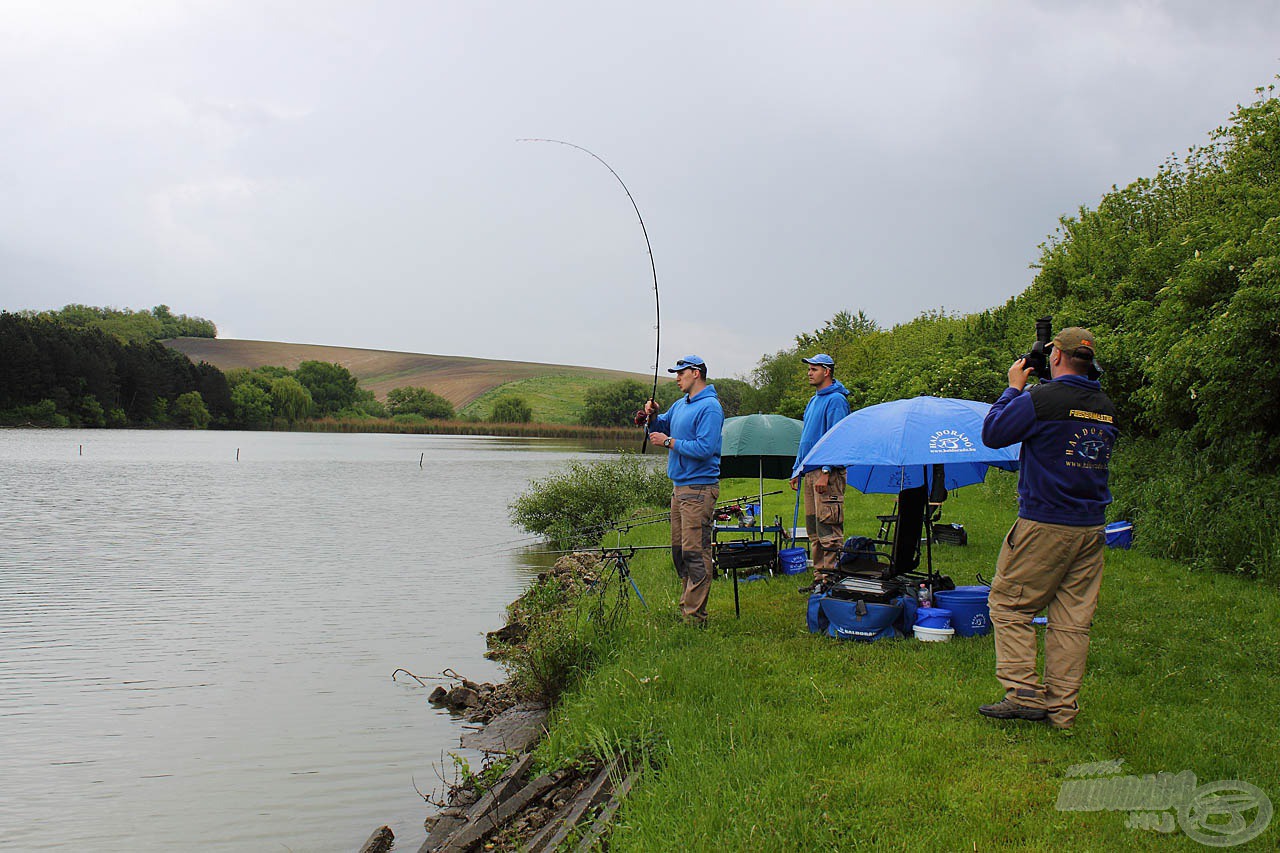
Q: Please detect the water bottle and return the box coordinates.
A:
[917,583,932,607]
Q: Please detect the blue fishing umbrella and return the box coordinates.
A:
[801,396,1019,494]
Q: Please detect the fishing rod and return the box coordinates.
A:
[475,488,789,559]
[517,138,661,453]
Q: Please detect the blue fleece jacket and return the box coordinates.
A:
[982,374,1118,526]
[792,381,850,478]
[652,385,723,486]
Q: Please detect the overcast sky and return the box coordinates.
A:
[2,1,1277,377]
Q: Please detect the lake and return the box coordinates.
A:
[0,429,617,851]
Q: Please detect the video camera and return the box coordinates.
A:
[1021,316,1101,382]
[1021,317,1055,382]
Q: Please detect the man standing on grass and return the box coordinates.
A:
[979,327,1118,731]
[643,355,723,625]
[790,354,850,582]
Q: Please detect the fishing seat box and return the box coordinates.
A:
[714,539,777,574]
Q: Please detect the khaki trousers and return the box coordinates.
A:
[670,484,719,621]
[989,518,1106,727]
[803,468,846,571]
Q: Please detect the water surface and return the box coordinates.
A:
[0,429,612,851]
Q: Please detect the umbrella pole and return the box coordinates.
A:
[923,465,935,582]
[758,458,764,535]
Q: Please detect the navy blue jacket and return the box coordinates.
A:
[982,375,1118,526]
[653,385,724,486]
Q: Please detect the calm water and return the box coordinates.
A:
[0,430,615,851]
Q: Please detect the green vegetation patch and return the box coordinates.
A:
[521,475,1280,850]
[461,374,623,424]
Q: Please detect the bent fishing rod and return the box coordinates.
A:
[517,138,661,452]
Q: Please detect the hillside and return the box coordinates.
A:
[163,337,656,410]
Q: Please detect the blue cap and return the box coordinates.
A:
[802,353,835,367]
[667,355,706,373]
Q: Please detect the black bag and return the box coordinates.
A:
[838,535,880,568]
[933,523,968,546]
[714,539,778,571]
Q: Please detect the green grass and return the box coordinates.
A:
[525,474,1280,850]
[459,374,616,424]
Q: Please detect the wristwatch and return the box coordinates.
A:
[664,437,673,448]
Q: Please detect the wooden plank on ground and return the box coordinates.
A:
[573,765,641,852]
[438,770,567,853]
[419,752,535,853]
[525,758,619,853]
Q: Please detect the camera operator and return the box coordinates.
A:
[978,327,1118,730]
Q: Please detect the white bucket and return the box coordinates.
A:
[913,624,955,643]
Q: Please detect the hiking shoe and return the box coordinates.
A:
[978,698,1048,721]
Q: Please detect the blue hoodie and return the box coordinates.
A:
[792,381,850,478]
[652,385,723,486]
[983,374,1118,526]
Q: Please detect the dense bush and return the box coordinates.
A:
[581,379,650,427]
[490,395,533,423]
[510,455,672,548]
[387,386,453,419]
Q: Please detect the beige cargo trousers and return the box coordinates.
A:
[802,468,846,572]
[989,517,1106,728]
[669,483,720,622]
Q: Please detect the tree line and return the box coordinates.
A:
[0,310,546,430]
[18,303,218,343]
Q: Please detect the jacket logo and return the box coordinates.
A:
[1066,426,1113,469]
[929,430,977,453]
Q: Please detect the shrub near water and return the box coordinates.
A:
[510,455,671,548]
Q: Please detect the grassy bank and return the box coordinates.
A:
[458,375,618,425]
[522,475,1280,849]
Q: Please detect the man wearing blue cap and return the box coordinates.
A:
[790,354,850,579]
[643,355,724,624]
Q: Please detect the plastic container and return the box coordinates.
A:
[819,598,901,642]
[1105,521,1133,549]
[914,607,952,630]
[779,547,808,575]
[916,583,933,607]
[913,624,955,642]
[933,585,992,637]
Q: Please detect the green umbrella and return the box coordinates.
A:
[720,414,804,530]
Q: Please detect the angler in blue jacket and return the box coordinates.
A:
[789,354,850,577]
[644,355,724,624]
[978,327,1118,731]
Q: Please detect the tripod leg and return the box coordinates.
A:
[618,558,649,610]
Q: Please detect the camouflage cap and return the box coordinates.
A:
[1053,326,1096,356]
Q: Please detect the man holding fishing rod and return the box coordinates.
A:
[642,355,724,625]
